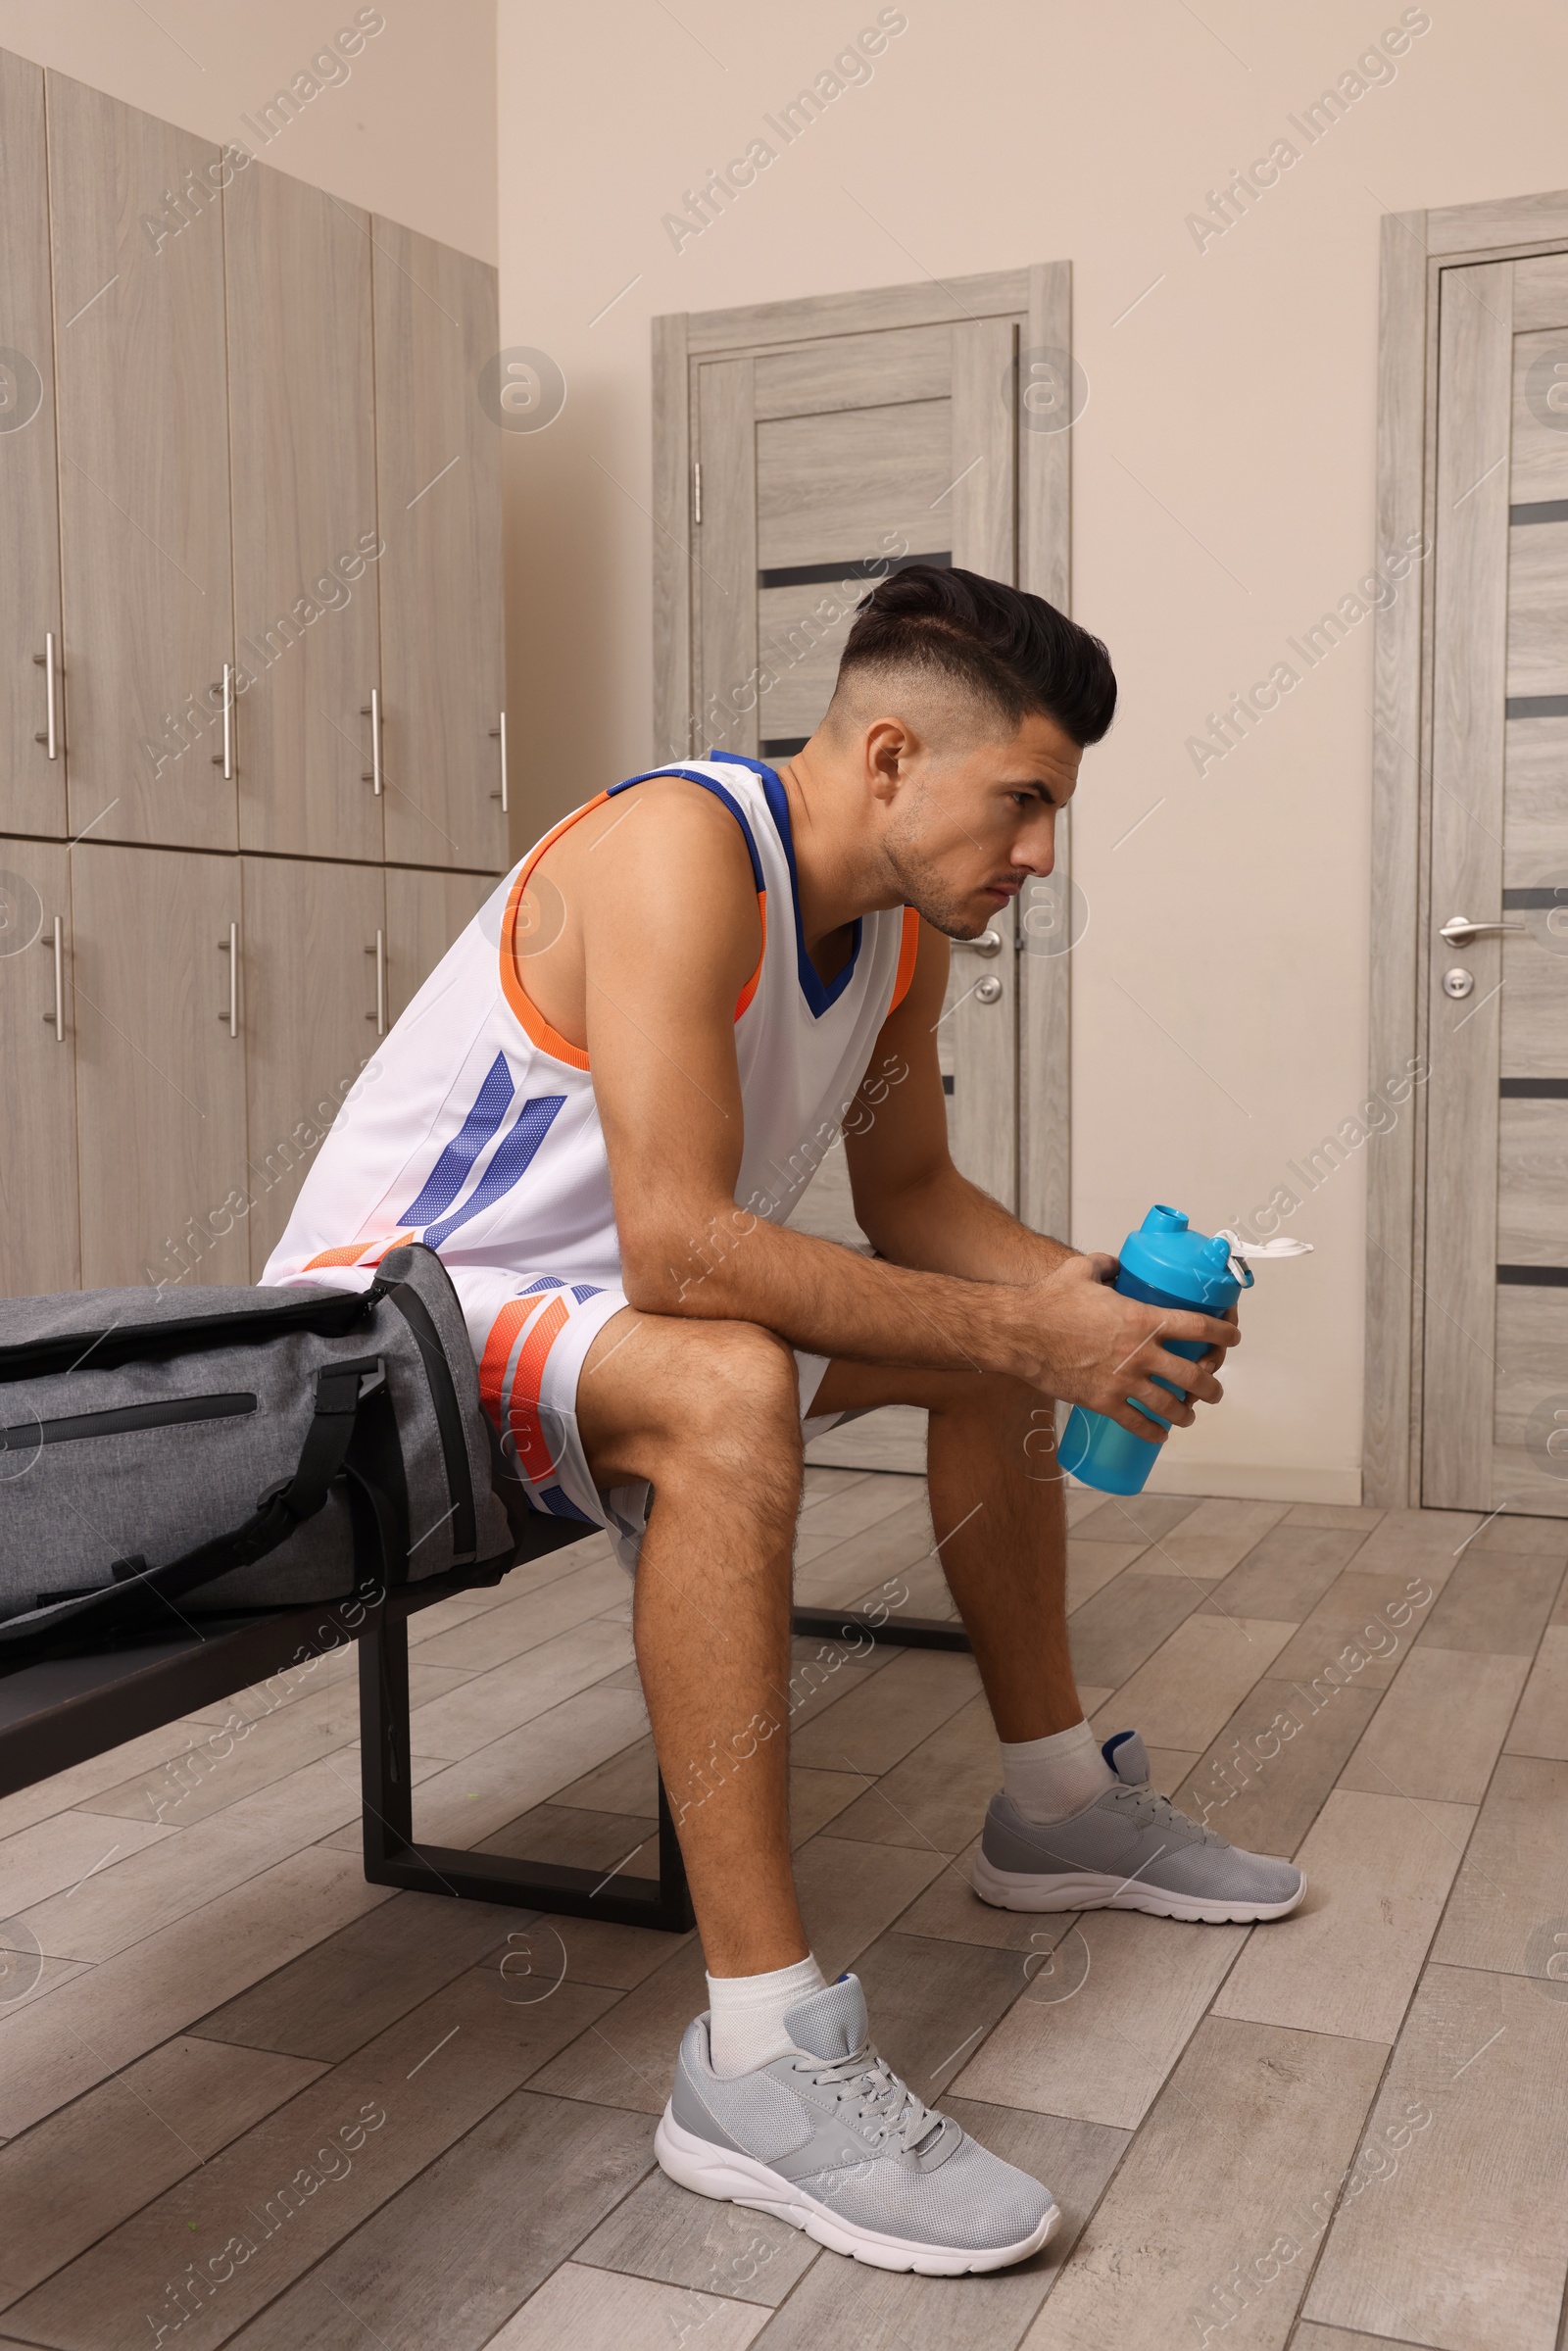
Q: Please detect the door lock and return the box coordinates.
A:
[975,976,1004,1004]
[1443,966,1475,1000]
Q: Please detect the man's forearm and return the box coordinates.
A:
[858,1163,1077,1285]
[650,1205,1037,1378]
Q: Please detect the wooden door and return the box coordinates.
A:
[689,318,1021,1228]
[659,270,1071,1470]
[1422,254,1568,1514]
[371,222,507,875]
[71,844,248,1291]
[0,52,66,842]
[385,865,496,1023]
[241,857,385,1277]
[225,163,382,862]
[0,840,79,1294]
[47,73,235,855]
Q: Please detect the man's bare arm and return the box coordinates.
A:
[577,790,1235,1437]
[843,918,1074,1283]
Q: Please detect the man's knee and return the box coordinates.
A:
[675,1322,802,1489]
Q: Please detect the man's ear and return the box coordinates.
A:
[863,716,914,805]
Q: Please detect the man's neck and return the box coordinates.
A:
[776,746,901,975]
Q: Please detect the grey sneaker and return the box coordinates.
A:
[654,1972,1058,2275]
[973,1730,1306,1924]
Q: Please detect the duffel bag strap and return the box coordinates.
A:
[0,1355,396,1662]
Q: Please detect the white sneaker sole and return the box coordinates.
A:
[972,1849,1307,1924]
[654,2107,1059,2276]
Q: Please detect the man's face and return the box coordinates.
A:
[879,709,1081,940]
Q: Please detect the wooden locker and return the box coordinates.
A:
[372,220,507,875]
[0,840,79,1294]
[71,843,248,1291]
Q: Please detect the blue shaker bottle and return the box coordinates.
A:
[1057,1204,1251,1495]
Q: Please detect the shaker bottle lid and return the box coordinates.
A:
[1120,1204,1243,1309]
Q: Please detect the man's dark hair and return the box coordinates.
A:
[833,563,1116,748]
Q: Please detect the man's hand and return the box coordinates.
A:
[1001,1252,1240,1441]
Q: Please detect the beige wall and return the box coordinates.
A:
[496,0,1568,1501]
[0,0,497,259]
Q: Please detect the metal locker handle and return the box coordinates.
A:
[39,916,64,1041]
[367,931,386,1035]
[32,632,60,759]
[218,923,238,1036]
[490,711,509,811]
[361,690,383,794]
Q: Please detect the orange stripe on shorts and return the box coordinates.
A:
[478,1298,537,1424]
[507,1294,570,1484]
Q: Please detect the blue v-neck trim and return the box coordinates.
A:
[709,752,862,1017]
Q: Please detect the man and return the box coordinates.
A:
[267,565,1303,2276]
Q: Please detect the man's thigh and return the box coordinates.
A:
[574,1305,814,1490]
[807,1357,1021,1419]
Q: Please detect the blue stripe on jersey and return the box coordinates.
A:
[521,1275,565,1293]
[570,1284,602,1303]
[708,753,862,1017]
[398,1050,514,1228]
[419,1095,566,1250]
[612,765,766,894]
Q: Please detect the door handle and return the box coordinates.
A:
[954,929,1003,958]
[39,915,64,1041]
[361,689,382,795]
[32,631,60,759]
[1440,912,1528,944]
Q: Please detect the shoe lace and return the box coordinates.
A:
[1108,1779,1223,1848]
[791,2043,945,2156]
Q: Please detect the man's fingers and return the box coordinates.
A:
[1103,1396,1171,1442]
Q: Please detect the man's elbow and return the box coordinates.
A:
[618,1205,756,1316]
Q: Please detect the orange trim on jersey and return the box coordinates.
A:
[507,1293,570,1482]
[496,791,610,1072]
[497,781,768,1067]
[734,890,766,1019]
[301,1229,414,1272]
[889,906,921,1011]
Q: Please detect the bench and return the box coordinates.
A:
[0,1528,969,1948]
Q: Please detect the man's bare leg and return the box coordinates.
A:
[810,1359,1081,1741]
[575,1307,809,1975]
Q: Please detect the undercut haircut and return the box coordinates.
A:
[831,563,1117,748]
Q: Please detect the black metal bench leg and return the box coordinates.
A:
[357,1601,694,1932]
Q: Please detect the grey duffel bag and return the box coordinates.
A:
[0,1242,516,1664]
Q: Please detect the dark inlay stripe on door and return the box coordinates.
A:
[1497,1265,1568,1287]
[760,739,809,759]
[1501,1077,1568,1097]
[1506,694,1568,719]
[1510,498,1568,526]
[1503,887,1568,907]
[757,551,952,592]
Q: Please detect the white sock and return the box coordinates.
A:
[706,1952,825,2078]
[1001,1719,1115,1825]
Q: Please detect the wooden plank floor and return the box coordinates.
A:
[0,1472,1563,2350]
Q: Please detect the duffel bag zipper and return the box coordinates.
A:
[1,1392,256,1454]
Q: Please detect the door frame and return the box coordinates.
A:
[1367,184,1568,1506]
[651,262,1074,1239]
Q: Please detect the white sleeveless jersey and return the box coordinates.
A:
[264,759,917,1476]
